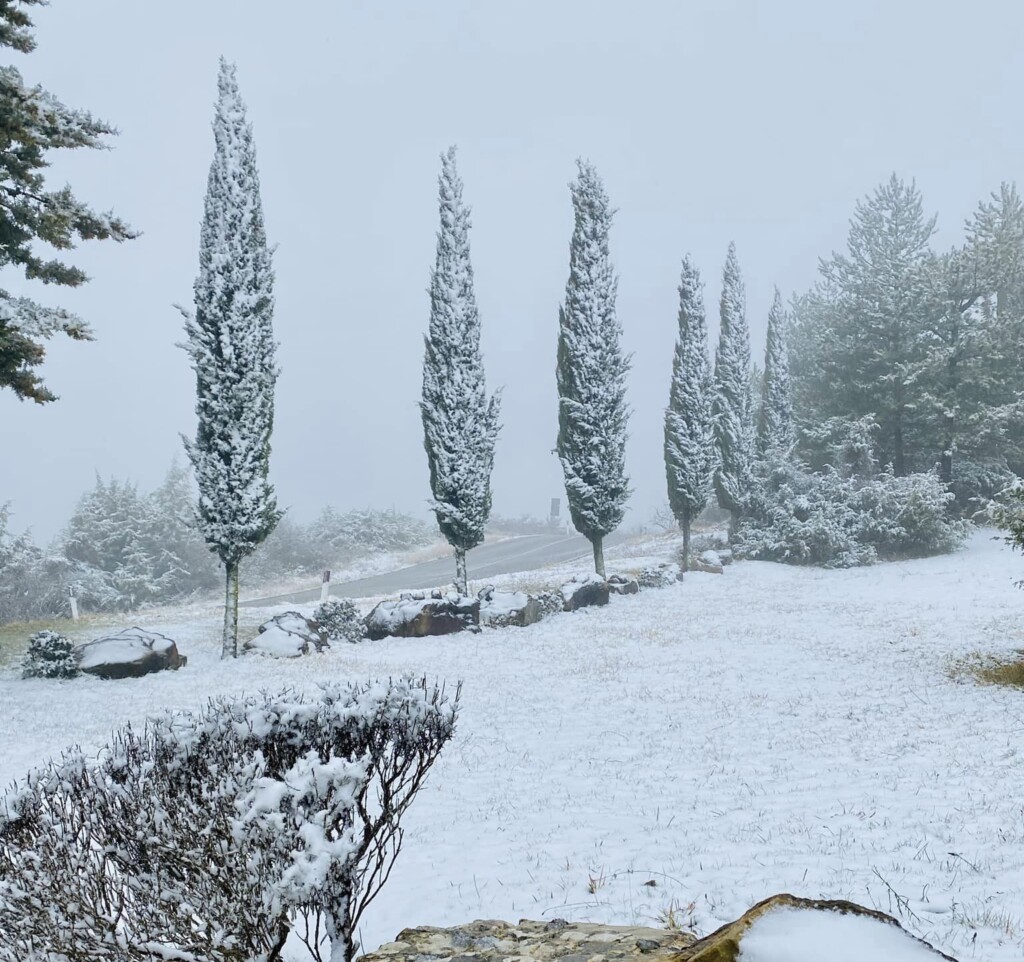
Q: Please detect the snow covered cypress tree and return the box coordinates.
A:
[712,242,755,533]
[181,60,279,658]
[420,146,501,595]
[664,255,716,570]
[556,160,631,578]
[757,287,794,456]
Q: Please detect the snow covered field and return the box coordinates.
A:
[3,530,1024,960]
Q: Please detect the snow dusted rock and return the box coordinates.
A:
[361,919,695,962]
[638,562,682,588]
[477,586,543,628]
[360,897,957,962]
[607,574,640,596]
[681,893,958,961]
[694,549,725,574]
[76,628,186,680]
[560,573,610,611]
[245,611,329,658]
[535,590,566,619]
[365,594,480,640]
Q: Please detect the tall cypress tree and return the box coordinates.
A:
[420,146,501,595]
[0,1,135,403]
[556,159,631,578]
[664,255,715,570]
[757,287,794,456]
[181,60,279,659]
[712,242,754,533]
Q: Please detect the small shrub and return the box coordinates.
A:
[314,597,365,643]
[737,456,969,568]
[20,630,79,679]
[0,677,459,962]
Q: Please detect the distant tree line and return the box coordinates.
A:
[0,466,436,624]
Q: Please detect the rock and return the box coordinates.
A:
[535,590,566,619]
[76,628,186,680]
[477,586,543,628]
[608,575,640,596]
[560,574,611,611]
[245,611,330,658]
[681,893,958,961]
[638,563,682,588]
[717,548,734,566]
[365,595,480,640]
[360,898,958,962]
[693,551,725,574]
[361,919,695,962]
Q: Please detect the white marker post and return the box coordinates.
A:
[68,585,79,622]
[320,569,331,604]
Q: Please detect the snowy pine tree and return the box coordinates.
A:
[664,255,716,570]
[556,160,631,578]
[757,287,794,456]
[712,242,755,533]
[181,60,279,658]
[0,2,134,403]
[792,176,936,476]
[142,460,220,600]
[420,147,500,595]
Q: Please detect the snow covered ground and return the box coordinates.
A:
[3,529,1024,960]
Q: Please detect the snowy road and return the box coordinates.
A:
[240,531,629,607]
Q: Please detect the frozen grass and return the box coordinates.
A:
[1,530,1024,960]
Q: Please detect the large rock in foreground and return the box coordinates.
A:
[365,592,480,640]
[76,628,186,680]
[245,611,330,657]
[360,896,958,962]
[682,893,958,960]
[362,919,695,962]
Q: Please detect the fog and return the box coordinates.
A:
[2,0,1020,541]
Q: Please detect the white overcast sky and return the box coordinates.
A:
[2,0,1022,541]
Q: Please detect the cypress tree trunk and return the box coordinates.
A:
[592,537,606,580]
[222,560,239,659]
[454,546,468,596]
[681,504,691,573]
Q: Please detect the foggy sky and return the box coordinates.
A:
[2,0,1021,542]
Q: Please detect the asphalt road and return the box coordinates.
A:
[240,531,625,608]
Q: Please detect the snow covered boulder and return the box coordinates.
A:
[607,574,639,596]
[535,590,566,619]
[477,586,543,628]
[681,893,957,961]
[638,562,682,588]
[245,611,330,658]
[560,574,610,612]
[694,549,725,574]
[76,628,186,680]
[365,593,480,640]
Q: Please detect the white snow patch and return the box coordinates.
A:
[738,907,941,961]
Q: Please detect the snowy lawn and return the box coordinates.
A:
[2,529,1024,960]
